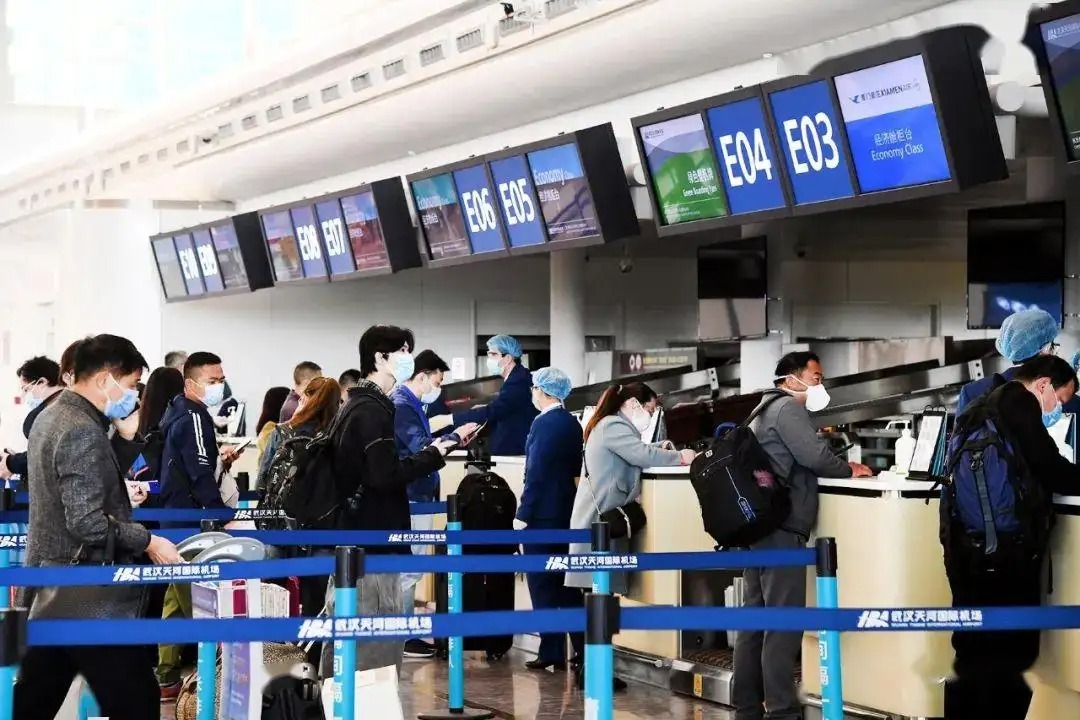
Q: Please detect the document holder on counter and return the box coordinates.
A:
[907,410,949,481]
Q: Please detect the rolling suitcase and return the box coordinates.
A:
[437,462,518,660]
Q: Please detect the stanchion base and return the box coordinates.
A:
[417,707,495,720]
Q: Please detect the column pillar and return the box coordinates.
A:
[740,337,783,394]
[550,248,586,384]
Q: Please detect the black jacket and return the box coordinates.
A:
[6,392,62,477]
[334,380,445,554]
[964,375,1080,496]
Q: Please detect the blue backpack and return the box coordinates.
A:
[942,389,1052,556]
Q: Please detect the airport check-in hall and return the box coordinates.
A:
[10,1,1080,719]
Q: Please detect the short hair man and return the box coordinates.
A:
[280,361,323,422]
[2,356,64,479]
[732,352,871,720]
[164,351,188,371]
[338,368,362,403]
[16,334,179,718]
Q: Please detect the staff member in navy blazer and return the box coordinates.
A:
[437,334,539,456]
[517,367,585,672]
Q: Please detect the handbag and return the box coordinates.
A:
[581,454,647,541]
[29,515,148,620]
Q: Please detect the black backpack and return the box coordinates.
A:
[261,675,324,720]
[281,398,362,530]
[689,392,790,549]
[258,426,313,531]
[457,465,518,555]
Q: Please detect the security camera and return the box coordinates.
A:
[199,134,215,144]
[618,257,634,274]
[501,2,514,18]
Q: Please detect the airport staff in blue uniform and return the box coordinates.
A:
[517,367,585,671]
[439,334,539,456]
[957,309,1080,414]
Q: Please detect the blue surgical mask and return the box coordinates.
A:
[486,356,502,375]
[391,353,415,384]
[201,382,225,407]
[103,375,138,420]
[1043,401,1064,428]
[421,384,441,405]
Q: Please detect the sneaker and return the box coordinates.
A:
[403,638,437,659]
[159,681,182,702]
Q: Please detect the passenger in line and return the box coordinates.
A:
[338,368,362,402]
[254,385,290,472]
[1,355,63,480]
[438,334,538,456]
[518,367,584,673]
[164,350,188,371]
[391,349,451,660]
[943,355,1080,720]
[568,381,695,690]
[956,309,1075,413]
[323,325,475,678]
[15,334,181,720]
[733,352,872,720]
[279,360,323,423]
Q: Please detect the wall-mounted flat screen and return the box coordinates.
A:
[489,154,546,249]
[209,222,249,290]
[261,210,304,282]
[834,55,951,192]
[767,80,855,205]
[967,202,1065,329]
[172,232,205,296]
[152,236,187,300]
[697,237,768,340]
[339,192,391,272]
[639,113,729,225]
[705,97,787,214]
[452,164,504,254]
[1040,13,1080,161]
[288,205,327,279]
[314,199,356,276]
[191,229,224,293]
[412,173,471,260]
[526,143,599,241]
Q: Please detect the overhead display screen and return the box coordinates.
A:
[412,174,471,260]
[208,223,249,290]
[489,155,546,249]
[452,164,504,254]
[172,233,205,296]
[339,192,391,272]
[261,210,304,282]
[314,199,355,276]
[288,206,327,279]
[152,237,187,299]
[706,98,787,214]
[1041,14,1080,160]
[191,229,223,293]
[527,143,599,241]
[768,80,855,204]
[639,114,728,225]
[835,55,951,192]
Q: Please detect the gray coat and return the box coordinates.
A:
[566,413,682,592]
[22,390,150,618]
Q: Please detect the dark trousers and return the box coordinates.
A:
[15,645,159,720]
[526,541,585,663]
[944,541,1043,720]
[732,529,808,720]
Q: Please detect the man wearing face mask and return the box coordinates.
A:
[943,355,1080,720]
[733,351,871,720]
[390,348,451,659]
[325,326,477,677]
[1,356,63,480]
[436,334,538,456]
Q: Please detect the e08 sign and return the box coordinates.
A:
[706,97,786,214]
[767,80,854,205]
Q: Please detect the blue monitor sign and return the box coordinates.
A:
[452,164,504,254]
[706,97,787,214]
[489,154,545,249]
[834,55,951,193]
[288,205,327,278]
[191,229,223,293]
[768,80,855,205]
[173,233,205,296]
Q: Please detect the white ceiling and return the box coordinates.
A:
[67,0,959,205]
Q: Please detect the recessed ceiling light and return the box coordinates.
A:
[762,52,774,59]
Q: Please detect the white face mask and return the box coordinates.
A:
[623,401,651,433]
[786,375,831,412]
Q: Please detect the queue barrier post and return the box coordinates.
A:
[815,537,844,720]
[418,494,493,720]
[333,546,361,720]
[584,521,614,720]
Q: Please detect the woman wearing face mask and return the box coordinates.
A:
[565,382,694,690]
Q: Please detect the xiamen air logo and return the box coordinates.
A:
[544,556,569,571]
[856,610,890,629]
[849,79,922,105]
